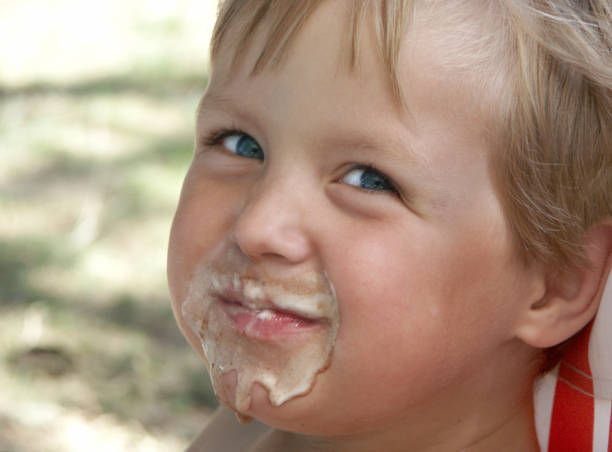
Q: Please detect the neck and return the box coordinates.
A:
[256,396,539,452]
[254,343,541,452]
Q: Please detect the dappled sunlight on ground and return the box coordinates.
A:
[1,1,218,449]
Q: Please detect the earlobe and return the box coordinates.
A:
[515,221,612,349]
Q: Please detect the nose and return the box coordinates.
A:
[231,176,313,265]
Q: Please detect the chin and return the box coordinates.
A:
[240,380,354,436]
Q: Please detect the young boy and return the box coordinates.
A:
[167,0,612,450]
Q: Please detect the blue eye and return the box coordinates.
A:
[222,133,264,160]
[342,167,396,192]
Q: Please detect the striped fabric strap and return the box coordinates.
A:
[536,321,612,452]
[548,322,595,451]
[535,264,612,452]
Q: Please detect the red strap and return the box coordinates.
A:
[548,323,594,452]
[608,403,612,452]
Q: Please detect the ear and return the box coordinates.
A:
[515,220,612,348]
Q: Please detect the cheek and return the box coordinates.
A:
[327,226,452,343]
[167,171,242,344]
[322,224,518,407]
[322,231,443,386]
[168,172,239,289]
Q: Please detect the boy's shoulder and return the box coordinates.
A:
[187,406,271,452]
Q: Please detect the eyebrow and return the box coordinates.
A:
[314,129,419,164]
[196,89,419,165]
[196,90,234,122]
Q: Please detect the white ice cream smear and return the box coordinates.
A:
[181,263,339,417]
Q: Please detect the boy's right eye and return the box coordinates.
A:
[219,132,264,161]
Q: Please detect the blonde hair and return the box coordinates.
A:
[209,0,612,271]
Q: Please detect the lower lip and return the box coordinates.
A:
[217,299,321,341]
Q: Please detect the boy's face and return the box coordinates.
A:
[168,0,540,435]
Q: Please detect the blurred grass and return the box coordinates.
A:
[0,1,219,450]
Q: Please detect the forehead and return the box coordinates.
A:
[204,1,402,138]
[208,1,383,96]
[208,0,507,117]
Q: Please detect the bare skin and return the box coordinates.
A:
[169,1,548,451]
[186,407,270,452]
[191,396,539,452]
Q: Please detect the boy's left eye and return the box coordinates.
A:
[221,133,264,160]
[341,167,396,193]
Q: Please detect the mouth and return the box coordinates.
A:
[214,288,324,341]
[182,263,340,413]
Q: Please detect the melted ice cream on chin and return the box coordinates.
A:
[181,260,339,419]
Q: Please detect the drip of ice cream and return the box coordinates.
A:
[182,262,339,417]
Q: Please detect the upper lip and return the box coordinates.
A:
[216,287,270,310]
[213,285,324,322]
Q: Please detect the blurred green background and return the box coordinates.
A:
[0,1,219,450]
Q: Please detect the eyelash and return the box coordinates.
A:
[201,127,249,148]
[200,127,399,196]
[354,162,399,196]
